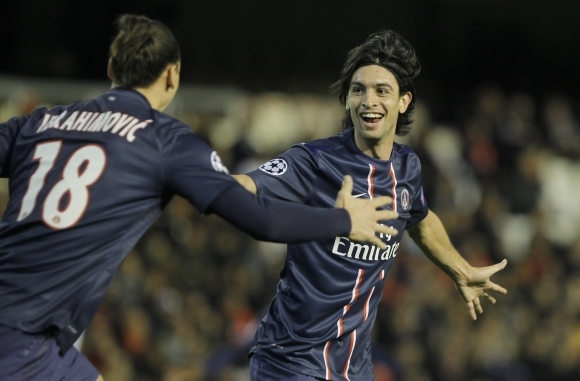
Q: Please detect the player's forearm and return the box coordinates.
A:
[208,184,350,243]
[407,210,470,281]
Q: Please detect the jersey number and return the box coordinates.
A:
[17,141,107,229]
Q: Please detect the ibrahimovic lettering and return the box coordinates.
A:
[36,111,152,143]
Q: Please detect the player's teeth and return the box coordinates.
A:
[361,113,382,118]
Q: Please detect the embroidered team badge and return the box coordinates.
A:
[401,188,410,210]
[259,158,288,176]
[211,151,229,174]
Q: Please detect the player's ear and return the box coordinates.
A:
[398,92,412,113]
[165,63,180,91]
[107,57,114,81]
[165,67,174,91]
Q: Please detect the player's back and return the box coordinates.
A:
[0,87,229,351]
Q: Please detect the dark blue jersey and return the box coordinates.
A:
[0,87,238,352]
[248,128,428,381]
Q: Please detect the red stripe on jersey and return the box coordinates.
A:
[367,164,376,199]
[363,287,375,321]
[343,330,357,381]
[323,341,331,380]
[352,269,364,302]
[337,269,364,337]
[389,163,397,212]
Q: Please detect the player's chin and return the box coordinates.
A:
[356,127,383,141]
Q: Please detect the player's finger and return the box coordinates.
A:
[376,210,398,221]
[483,293,497,305]
[473,297,483,314]
[368,235,387,249]
[487,281,507,295]
[371,195,393,208]
[466,301,477,320]
[375,224,398,237]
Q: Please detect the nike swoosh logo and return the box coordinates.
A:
[353,193,367,198]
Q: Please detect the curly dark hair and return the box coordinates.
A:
[330,30,421,136]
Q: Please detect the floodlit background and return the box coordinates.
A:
[1,1,580,380]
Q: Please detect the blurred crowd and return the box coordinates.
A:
[1,81,580,381]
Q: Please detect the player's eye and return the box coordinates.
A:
[350,87,363,94]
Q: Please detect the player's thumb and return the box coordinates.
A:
[481,259,508,278]
[336,175,353,208]
[493,259,508,271]
[341,175,353,195]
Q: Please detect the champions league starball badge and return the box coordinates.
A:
[211,151,229,174]
[259,158,288,176]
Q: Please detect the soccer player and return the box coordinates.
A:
[0,16,399,381]
[234,30,509,381]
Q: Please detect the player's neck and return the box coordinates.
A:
[133,75,174,112]
[133,85,165,111]
[354,133,394,161]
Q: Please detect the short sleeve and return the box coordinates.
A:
[0,115,30,177]
[406,185,428,229]
[162,127,238,212]
[247,145,318,202]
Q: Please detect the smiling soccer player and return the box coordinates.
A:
[235,30,508,381]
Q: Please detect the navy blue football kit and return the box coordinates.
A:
[0,87,357,380]
[248,128,429,381]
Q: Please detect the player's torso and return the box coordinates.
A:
[252,129,424,380]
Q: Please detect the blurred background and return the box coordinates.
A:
[1,1,580,380]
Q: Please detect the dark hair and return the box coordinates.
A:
[330,30,421,136]
[109,14,181,88]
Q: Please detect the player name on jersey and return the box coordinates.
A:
[331,235,399,261]
[36,110,152,143]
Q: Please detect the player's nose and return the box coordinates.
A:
[361,92,378,108]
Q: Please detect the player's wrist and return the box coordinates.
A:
[445,257,471,283]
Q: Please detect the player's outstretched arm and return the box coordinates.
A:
[231,174,398,248]
[407,210,508,320]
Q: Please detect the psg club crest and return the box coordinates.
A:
[259,158,288,176]
[401,188,410,210]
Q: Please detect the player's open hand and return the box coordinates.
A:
[454,259,508,320]
[335,175,398,249]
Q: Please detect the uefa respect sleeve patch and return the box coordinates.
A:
[259,158,288,176]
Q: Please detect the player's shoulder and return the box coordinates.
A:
[150,110,196,142]
[392,141,420,160]
[392,142,423,178]
[295,129,350,156]
[149,108,187,131]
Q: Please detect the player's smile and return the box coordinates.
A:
[359,112,384,128]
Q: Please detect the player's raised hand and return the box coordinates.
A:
[335,175,398,249]
[453,259,508,320]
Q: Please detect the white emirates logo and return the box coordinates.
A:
[259,158,288,176]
